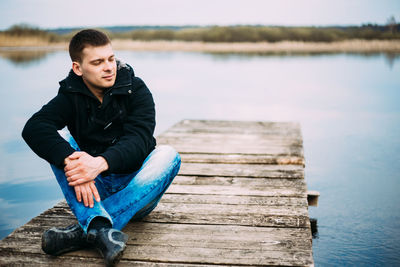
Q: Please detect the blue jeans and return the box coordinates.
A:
[51,131,181,233]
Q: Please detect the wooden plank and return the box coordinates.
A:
[29,198,310,228]
[179,162,304,178]
[167,184,306,197]
[144,206,310,228]
[167,176,307,197]
[179,153,305,165]
[158,131,303,142]
[160,194,308,207]
[153,201,309,218]
[169,120,301,132]
[0,252,106,267]
[4,222,312,252]
[157,133,303,145]
[157,133,303,147]
[159,142,304,155]
[1,222,313,266]
[111,223,313,266]
[166,120,302,137]
[0,253,246,267]
[45,194,308,208]
[172,175,306,187]
[157,129,304,156]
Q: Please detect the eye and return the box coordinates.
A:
[109,56,115,62]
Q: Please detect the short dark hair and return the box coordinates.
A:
[69,29,111,62]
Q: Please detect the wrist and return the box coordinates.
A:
[97,156,109,172]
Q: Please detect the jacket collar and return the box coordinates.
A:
[59,60,134,96]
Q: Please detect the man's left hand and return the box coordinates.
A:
[64,151,109,186]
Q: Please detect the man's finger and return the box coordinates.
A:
[66,172,85,182]
[65,170,80,181]
[89,182,101,202]
[74,186,82,202]
[68,151,83,160]
[81,186,89,207]
[86,184,94,208]
[69,178,88,186]
[64,162,78,172]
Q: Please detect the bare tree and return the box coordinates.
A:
[387,16,397,34]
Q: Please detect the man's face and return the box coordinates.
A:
[73,43,117,90]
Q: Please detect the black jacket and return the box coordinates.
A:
[22,61,156,174]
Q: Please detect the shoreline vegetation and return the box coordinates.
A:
[1,24,400,53]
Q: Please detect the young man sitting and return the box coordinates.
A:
[22,29,181,266]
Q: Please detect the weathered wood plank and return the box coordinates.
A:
[157,133,304,155]
[167,184,306,197]
[50,194,309,209]
[160,143,304,155]
[158,136,303,149]
[115,223,313,266]
[4,222,312,252]
[1,222,313,266]
[179,162,304,178]
[30,199,310,228]
[0,251,105,267]
[44,200,310,218]
[172,120,300,129]
[168,120,302,134]
[179,153,305,165]
[172,175,306,187]
[144,210,310,228]
[158,131,303,142]
[165,121,302,138]
[52,194,308,208]
[160,193,308,207]
[157,133,303,146]
[0,252,246,267]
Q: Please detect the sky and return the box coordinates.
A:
[0,0,399,30]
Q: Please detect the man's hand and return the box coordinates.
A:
[64,151,108,186]
[74,181,100,208]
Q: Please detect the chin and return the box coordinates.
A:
[100,80,116,89]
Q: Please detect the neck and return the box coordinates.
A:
[83,80,105,103]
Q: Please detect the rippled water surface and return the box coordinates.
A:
[0,49,399,265]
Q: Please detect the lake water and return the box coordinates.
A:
[0,49,399,266]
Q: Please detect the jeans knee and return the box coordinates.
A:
[156,145,181,164]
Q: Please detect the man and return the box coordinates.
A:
[22,29,181,266]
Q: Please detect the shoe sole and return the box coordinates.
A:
[101,245,125,267]
[111,249,124,266]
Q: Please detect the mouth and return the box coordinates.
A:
[102,74,114,80]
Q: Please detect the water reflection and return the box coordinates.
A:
[310,218,318,239]
[0,48,399,69]
[210,51,400,69]
[383,53,399,69]
[0,49,55,67]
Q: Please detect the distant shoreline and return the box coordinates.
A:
[1,39,400,54]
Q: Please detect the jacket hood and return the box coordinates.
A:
[59,60,134,94]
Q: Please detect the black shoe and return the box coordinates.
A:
[41,223,88,256]
[87,228,128,267]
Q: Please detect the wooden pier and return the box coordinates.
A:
[0,120,314,266]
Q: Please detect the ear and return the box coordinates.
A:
[72,62,83,76]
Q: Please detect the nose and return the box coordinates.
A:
[104,60,114,72]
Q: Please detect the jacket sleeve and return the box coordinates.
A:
[22,93,76,168]
[99,78,156,173]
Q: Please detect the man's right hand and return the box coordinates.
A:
[74,180,101,208]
